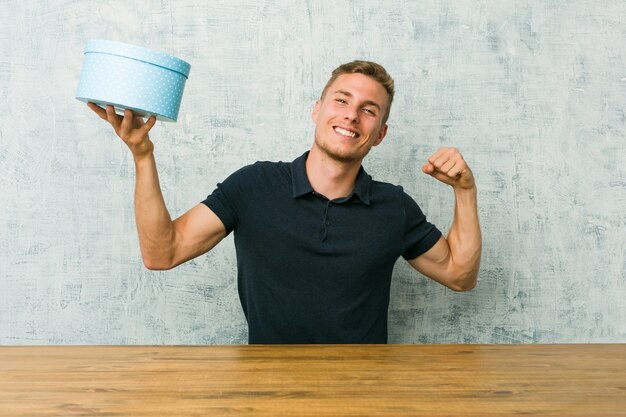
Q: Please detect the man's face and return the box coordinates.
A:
[312,73,389,164]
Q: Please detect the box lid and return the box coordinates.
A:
[84,39,191,78]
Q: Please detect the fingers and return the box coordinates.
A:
[120,109,133,136]
[423,147,475,189]
[88,103,157,144]
[439,158,457,175]
[87,102,122,127]
[448,162,465,178]
[140,116,157,134]
[87,102,108,120]
[429,169,457,185]
[105,105,123,133]
[427,147,466,178]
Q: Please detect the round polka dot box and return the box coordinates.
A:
[76,39,191,122]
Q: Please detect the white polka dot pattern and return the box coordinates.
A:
[75,39,191,122]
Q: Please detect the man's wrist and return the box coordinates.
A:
[132,139,155,165]
[453,184,477,196]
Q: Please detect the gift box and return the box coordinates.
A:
[76,39,191,122]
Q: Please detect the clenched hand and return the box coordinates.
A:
[422,147,475,190]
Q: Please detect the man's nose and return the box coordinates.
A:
[344,107,359,123]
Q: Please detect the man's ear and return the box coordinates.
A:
[373,124,388,146]
[312,100,321,123]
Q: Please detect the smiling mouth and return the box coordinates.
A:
[334,126,359,138]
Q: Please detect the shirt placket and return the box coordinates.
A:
[321,200,334,242]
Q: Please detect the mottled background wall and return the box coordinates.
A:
[1,0,625,344]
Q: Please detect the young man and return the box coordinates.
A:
[88,60,482,344]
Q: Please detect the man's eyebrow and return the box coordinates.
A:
[333,90,382,110]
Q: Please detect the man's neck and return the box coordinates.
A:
[305,146,362,200]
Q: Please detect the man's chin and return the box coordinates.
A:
[313,135,369,164]
[321,147,361,163]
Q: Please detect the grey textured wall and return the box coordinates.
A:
[1,0,625,344]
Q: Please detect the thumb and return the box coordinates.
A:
[422,164,454,185]
[429,170,452,184]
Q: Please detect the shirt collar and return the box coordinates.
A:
[291,151,372,205]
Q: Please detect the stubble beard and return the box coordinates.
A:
[314,132,364,164]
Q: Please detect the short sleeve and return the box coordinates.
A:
[201,164,258,235]
[401,191,442,260]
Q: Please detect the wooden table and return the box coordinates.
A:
[1,344,625,416]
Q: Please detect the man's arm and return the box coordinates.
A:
[407,147,482,292]
[88,103,226,270]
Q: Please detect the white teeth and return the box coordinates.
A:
[334,127,356,138]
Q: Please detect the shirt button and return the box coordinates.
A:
[329,202,333,207]
[326,220,331,226]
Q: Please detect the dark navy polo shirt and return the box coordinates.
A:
[202,151,442,344]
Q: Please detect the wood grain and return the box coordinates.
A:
[1,344,625,416]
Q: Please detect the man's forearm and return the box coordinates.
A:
[133,151,176,268]
[446,186,482,287]
[87,104,176,268]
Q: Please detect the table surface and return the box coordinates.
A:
[1,344,625,416]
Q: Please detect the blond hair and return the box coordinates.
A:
[320,60,394,123]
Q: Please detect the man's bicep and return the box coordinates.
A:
[407,236,457,289]
[170,203,227,268]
